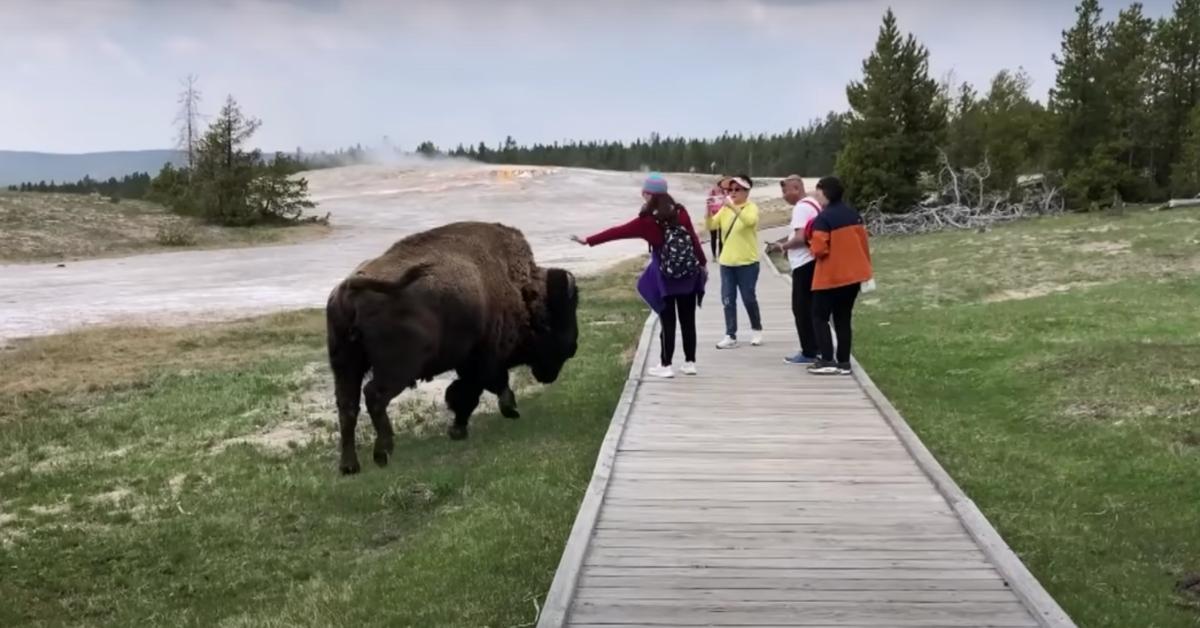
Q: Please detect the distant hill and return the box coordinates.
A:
[0,150,184,186]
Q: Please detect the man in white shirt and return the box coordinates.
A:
[768,175,822,364]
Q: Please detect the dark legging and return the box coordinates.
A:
[813,283,861,365]
[709,230,721,258]
[659,293,698,366]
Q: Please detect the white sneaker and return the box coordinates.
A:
[680,362,698,376]
[648,365,675,379]
[751,331,764,346]
[716,336,738,350]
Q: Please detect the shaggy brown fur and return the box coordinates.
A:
[325,221,579,474]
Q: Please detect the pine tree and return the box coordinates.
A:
[836,9,946,212]
[980,69,1050,192]
[248,156,317,223]
[1102,3,1157,200]
[945,82,985,169]
[192,95,264,225]
[1171,103,1200,196]
[1152,0,1200,193]
[1050,0,1112,206]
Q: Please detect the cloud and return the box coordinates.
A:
[0,0,1181,153]
[165,36,206,56]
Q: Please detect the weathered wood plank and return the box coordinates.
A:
[570,601,1038,627]
[589,534,981,552]
[594,520,972,534]
[601,490,947,504]
[576,575,1013,592]
[585,547,988,561]
[605,479,942,493]
[617,443,914,456]
[574,588,1018,603]
[597,512,957,526]
[581,566,1002,579]
[583,556,994,570]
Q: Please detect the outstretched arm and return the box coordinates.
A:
[572,216,649,246]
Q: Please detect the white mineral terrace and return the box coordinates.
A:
[0,162,787,343]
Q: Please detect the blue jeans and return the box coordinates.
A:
[720,263,762,338]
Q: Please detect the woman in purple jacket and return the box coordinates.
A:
[570,174,707,378]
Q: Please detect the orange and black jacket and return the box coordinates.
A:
[806,201,873,291]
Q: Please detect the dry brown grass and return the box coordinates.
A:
[0,192,329,263]
[0,310,324,400]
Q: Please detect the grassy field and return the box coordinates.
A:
[0,262,646,627]
[0,191,329,263]
[776,205,1200,627]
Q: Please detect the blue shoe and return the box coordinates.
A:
[784,352,817,365]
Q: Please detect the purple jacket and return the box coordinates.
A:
[637,249,707,314]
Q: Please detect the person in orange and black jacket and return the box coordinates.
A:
[803,176,872,376]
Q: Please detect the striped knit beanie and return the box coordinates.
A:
[642,172,668,194]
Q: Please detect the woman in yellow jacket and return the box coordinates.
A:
[710,174,762,349]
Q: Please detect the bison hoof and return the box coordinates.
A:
[448,425,469,441]
[340,459,361,475]
[373,438,394,467]
[499,391,520,419]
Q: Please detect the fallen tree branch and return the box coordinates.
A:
[864,155,1064,236]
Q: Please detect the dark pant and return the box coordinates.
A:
[659,293,698,366]
[720,263,762,338]
[790,262,817,358]
[813,283,861,365]
[709,230,721,258]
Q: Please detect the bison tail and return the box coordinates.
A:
[344,262,433,296]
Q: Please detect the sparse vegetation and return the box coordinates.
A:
[154,222,197,247]
[0,262,646,627]
[0,191,327,262]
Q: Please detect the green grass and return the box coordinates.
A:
[0,191,329,263]
[0,262,646,627]
[828,206,1200,627]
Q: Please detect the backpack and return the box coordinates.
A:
[658,222,700,279]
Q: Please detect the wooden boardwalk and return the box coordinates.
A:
[539,238,1074,627]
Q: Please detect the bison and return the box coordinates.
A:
[325,221,580,474]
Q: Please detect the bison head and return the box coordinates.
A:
[529,268,579,383]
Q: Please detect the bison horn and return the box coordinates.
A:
[566,270,576,297]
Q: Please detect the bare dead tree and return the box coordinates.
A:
[174,74,203,173]
[863,151,1063,237]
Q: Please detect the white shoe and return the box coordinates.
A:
[680,362,698,376]
[648,365,675,379]
[716,336,738,350]
[751,331,764,346]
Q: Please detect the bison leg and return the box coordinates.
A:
[331,344,369,475]
[445,378,483,440]
[485,370,520,419]
[362,378,403,467]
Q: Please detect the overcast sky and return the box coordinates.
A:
[0,0,1174,154]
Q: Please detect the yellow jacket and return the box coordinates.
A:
[712,201,761,266]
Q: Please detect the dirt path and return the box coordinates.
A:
[0,162,783,343]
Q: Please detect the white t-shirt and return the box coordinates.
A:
[787,197,821,269]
